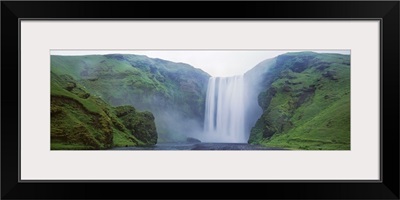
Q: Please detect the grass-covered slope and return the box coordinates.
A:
[51,72,157,150]
[248,52,350,150]
[51,54,210,141]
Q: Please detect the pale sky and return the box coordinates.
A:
[51,50,350,77]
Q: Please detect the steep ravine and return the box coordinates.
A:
[51,52,350,150]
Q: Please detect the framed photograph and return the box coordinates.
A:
[2,1,399,199]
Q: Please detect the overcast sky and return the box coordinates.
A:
[51,50,350,77]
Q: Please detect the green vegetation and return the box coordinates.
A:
[51,51,350,150]
[247,52,350,150]
[114,106,157,145]
[51,72,156,150]
[51,54,209,141]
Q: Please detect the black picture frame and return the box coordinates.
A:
[1,1,399,199]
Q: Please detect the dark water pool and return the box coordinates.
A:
[112,143,285,150]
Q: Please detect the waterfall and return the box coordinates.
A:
[203,75,246,143]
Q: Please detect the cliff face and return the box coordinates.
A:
[246,52,350,150]
[51,72,157,150]
[51,54,210,142]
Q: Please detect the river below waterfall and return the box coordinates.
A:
[112,143,285,150]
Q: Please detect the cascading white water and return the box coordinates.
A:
[203,75,246,143]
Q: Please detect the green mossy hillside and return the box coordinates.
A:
[51,54,210,141]
[51,72,157,150]
[248,52,350,150]
[114,106,157,145]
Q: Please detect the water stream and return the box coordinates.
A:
[203,75,247,143]
[112,143,284,150]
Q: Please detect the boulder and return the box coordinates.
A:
[186,137,201,143]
